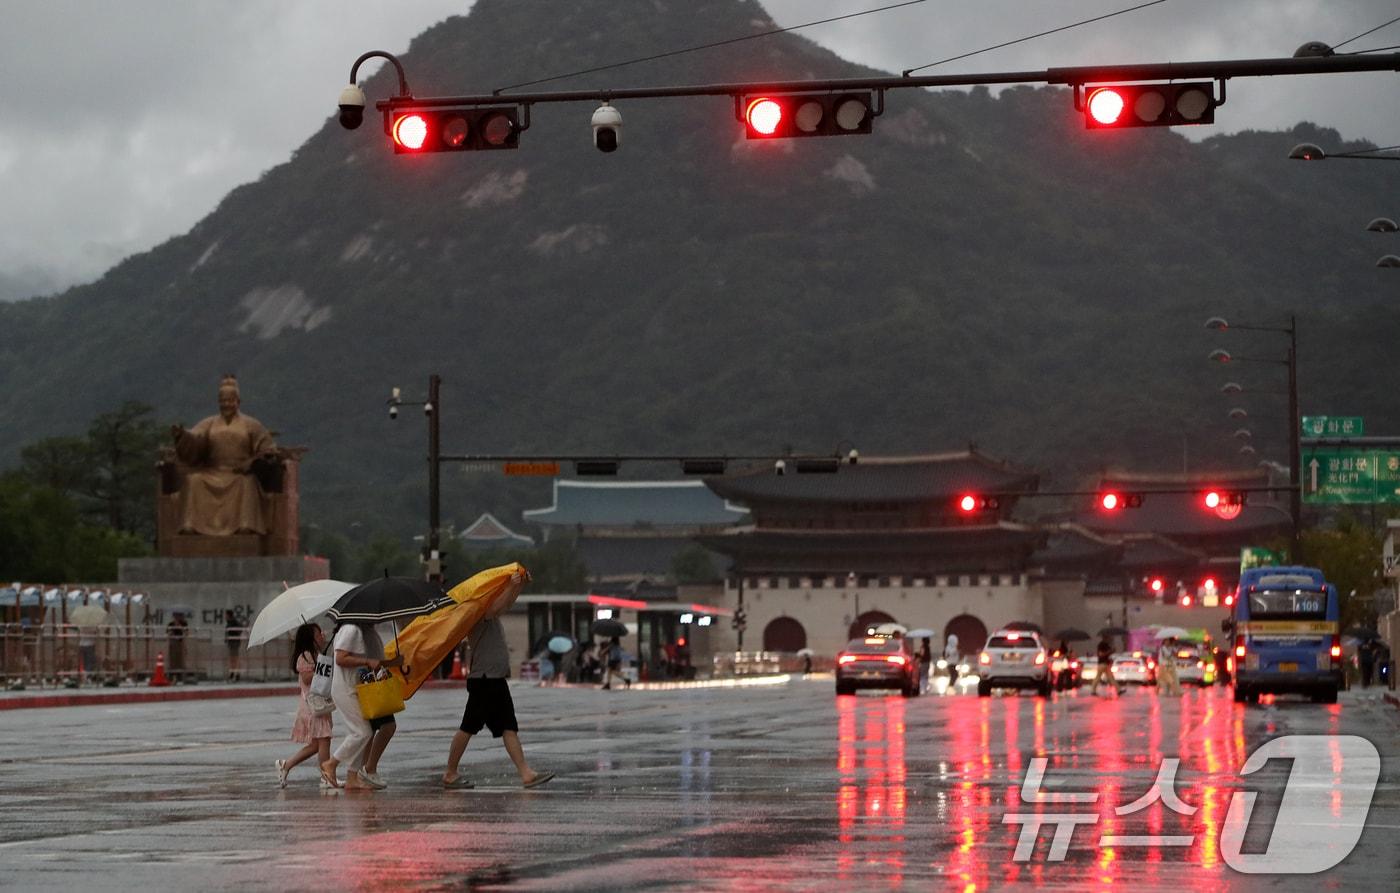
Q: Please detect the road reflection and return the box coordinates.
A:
[836,694,906,886]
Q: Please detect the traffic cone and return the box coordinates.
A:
[149,652,171,687]
[449,649,465,680]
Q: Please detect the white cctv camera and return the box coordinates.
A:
[338,84,367,130]
[388,404,398,420]
[774,459,786,476]
[591,102,621,152]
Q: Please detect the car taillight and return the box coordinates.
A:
[1226,656,1235,673]
[1147,659,1155,669]
[887,654,907,665]
[1034,652,1046,666]
[1330,635,1342,661]
[1196,660,1205,668]
[837,654,856,665]
[1234,635,1246,659]
[1070,660,1080,669]
[979,652,991,665]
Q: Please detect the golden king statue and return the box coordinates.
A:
[171,375,277,536]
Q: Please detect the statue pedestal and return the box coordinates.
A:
[164,534,262,559]
[118,555,331,629]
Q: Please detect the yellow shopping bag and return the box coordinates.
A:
[356,673,405,720]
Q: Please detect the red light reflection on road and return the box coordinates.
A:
[835,695,907,886]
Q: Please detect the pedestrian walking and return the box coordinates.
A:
[1360,639,1377,688]
[916,637,932,694]
[1091,635,1117,696]
[601,636,630,690]
[224,609,244,682]
[578,641,601,683]
[1156,637,1182,696]
[442,615,554,790]
[275,623,334,789]
[943,633,961,688]
[320,620,400,792]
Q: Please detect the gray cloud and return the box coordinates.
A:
[2,0,1397,299]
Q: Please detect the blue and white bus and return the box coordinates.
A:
[1230,565,1342,704]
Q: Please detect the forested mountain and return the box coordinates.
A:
[1,0,1394,538]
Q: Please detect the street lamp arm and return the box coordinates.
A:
[349,50,411,97]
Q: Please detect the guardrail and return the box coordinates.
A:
[0,624,295,689]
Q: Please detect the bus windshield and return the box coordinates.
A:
[1247,588,1327,620]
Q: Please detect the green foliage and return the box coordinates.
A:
[0,472,150,581]
[1301,516,1383,631]
[671,544,721,584]
[457,537,588,593]
[17,401,163,539]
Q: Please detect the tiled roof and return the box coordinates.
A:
[523,480,749,527]
[459,512,534,549]
[704,450,1039,505]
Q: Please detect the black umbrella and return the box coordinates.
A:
[1345,627,1380,641]
[327,577,450,623]
[1097,626,1129,638]
[592,618,628,638]
[1004,621,1042,633]
[1053,628,1092,642]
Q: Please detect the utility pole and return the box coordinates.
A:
[426,374,442,582]
[1286,315,1302,563]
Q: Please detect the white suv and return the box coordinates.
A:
[977,629,1051,697]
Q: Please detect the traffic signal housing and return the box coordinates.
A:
[386,106,522,153]
[742,92,876,139]
[1082,82,1218,129]
[1098,491,1144,511]
[956,493,1001,514]
[1202,489,1247,509]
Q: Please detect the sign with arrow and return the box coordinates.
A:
[1303,448,1400,504]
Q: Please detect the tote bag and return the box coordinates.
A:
[306,644,336,715]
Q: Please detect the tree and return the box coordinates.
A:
[671,544,721,584]
[0,473,149,581]
[1300,516,1383,631]
[459,538,588,592]
[16,401,163,540]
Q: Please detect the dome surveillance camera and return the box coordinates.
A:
[774,459,786,476]
[388,404,398,420]
[338,84,367,130]
[591,102,621,152]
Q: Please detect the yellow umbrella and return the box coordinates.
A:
[384,563,530,699]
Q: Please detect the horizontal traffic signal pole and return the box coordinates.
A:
[355,50,1400,113]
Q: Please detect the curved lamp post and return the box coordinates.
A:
[1207,316,1301,559]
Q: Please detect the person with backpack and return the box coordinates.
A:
[275,623,334,789]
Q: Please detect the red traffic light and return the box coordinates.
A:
[958,494,977,513]
[388,107,521,154]
[743,92,875,140]
[1202,577,1216,591]
[1204,490,1222,509]
[956,493,1001,514]
[1082,82,1217,129]
[1100,492,1120,511]
[1097,491,1143,511]
[1149,577,1164,593]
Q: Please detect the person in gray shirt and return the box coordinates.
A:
[442,616,554,789]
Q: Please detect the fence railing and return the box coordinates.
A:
[0,624,296,688]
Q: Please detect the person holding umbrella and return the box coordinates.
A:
[442,612,554,790]
[319,576,443,791]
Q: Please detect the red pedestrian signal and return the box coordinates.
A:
[743,92,876,140]
[388,106,522,154]
[1082,82,1218,129]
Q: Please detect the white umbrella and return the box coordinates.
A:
[1153,626,1189,640]
[906,628,935,639]
[248,579,355,647]
[870,622,907,636]
[796,647,815,657]
[70,604,109,626]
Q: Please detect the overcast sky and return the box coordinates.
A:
[4,0,1399,300]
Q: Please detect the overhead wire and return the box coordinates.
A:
[494,0,929,94]
[902,0,1169,75]
[1333,13,1400,50]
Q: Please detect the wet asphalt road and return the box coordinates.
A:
[1,677,1397,891]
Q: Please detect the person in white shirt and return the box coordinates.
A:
[320,621,400,791]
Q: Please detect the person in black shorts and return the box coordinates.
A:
[441,616,554,790]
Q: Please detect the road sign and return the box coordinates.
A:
[503,461,560,476]
[1240,546,1286,572]
[1303,448,1400,504]
[1301,416,1364,437]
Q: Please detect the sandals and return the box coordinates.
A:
[523,771,555,789]
[443,775,475,789]
[319,761,342,789]
[274,758,289,789]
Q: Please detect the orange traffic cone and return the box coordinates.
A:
[149,652,171,687]
[449,649,466,680]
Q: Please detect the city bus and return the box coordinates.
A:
[1228,565,1342,704]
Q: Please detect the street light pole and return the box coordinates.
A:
[427,373,442,581]
[1285,315,1302,562]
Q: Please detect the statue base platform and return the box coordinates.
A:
[118,555,330,629]
[163,533,262,559]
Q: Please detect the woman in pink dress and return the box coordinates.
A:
[275,623,334,788]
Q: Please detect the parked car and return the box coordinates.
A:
[977,629,1051,697]
[836,636,921,697]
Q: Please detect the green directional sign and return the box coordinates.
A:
[1301,415,1364,437]
[1240,546,1287,572]
[1303,448,1400,504]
